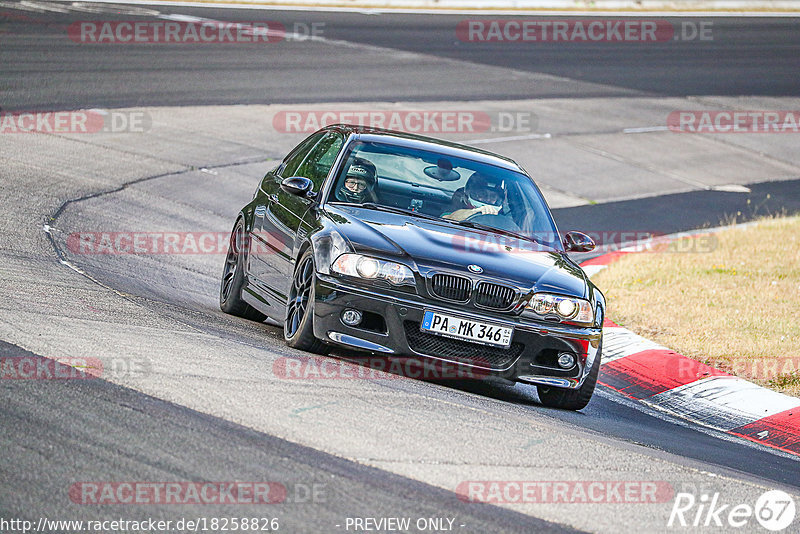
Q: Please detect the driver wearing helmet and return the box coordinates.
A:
[442,172,504,221]
[335,157,378,204]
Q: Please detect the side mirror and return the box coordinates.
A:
[280,176,316,198]
[281,176,317,198]
[281,176,314,197]
[563,231,596,253]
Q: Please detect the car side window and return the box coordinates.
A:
[281,132,326,178]
[293,133,344,189]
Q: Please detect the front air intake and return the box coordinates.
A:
[474,282,515,309]
[430,273,472,302]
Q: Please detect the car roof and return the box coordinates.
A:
[322,124,525,174]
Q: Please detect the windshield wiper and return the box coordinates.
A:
[356,202,443,222]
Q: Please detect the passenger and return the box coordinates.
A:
[335,157,378,204]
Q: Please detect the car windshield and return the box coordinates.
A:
[327,140,561,248]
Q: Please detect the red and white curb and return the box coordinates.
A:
[581,233,800,458]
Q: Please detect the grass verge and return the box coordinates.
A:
[593,215,800,397]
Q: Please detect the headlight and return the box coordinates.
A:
[527,293,594,325]
[355,257,380,278]
[331,253,415,286]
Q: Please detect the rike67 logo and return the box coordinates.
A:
[668,490,796,531]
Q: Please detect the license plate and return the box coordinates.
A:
[421,310,513,348]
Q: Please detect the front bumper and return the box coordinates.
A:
[313,274,602,389]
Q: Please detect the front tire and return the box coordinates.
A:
[284,249,329,355]
[219,218,267,322]
[537,341,601,411]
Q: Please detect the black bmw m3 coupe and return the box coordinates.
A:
[221,124,604,410]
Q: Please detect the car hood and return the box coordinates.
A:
[326,205,588,298]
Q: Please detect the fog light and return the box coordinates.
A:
[557,352,576,369]
[341,309,363,326]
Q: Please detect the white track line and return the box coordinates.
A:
[44,0,800,16]
[468,133,552,144]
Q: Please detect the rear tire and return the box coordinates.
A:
[537,341,601,411]
[219,218,267,322]
[284,249,329,355]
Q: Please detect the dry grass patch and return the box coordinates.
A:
[593,215,800,397]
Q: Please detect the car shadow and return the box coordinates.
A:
[329,350,554,408]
